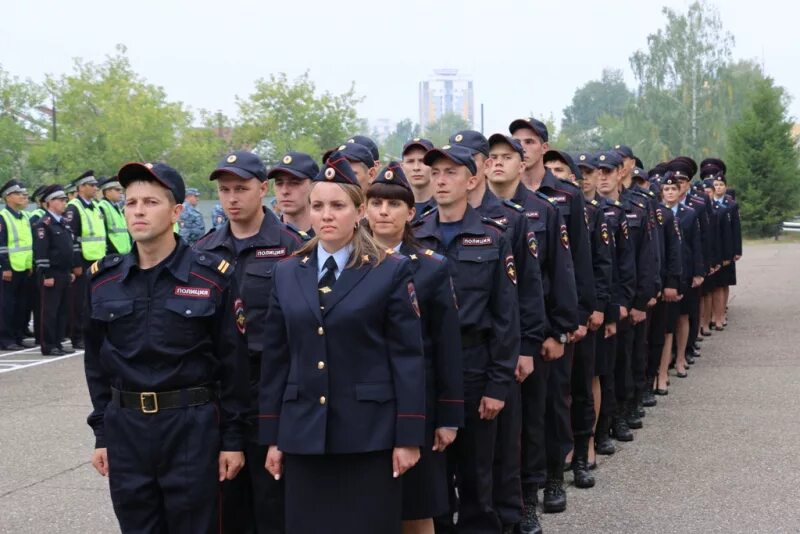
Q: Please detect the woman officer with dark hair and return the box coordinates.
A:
[365,162,464,534]
[259,153,426,534]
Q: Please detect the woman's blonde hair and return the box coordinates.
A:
[295,182,385,268]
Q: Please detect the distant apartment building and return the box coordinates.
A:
[419,69,474,129]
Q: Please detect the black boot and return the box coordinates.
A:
[641,385,657,407]
[543,467,566,513]
[572,435,595,489]
[595,415,616,455]
[626,396,643,429]
[611,415,634,441]
[518,484,542,534]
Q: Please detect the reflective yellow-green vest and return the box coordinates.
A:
[68,198,106,261]
[28,208,46,220]
[0,208,33,271]
[98,199,131,254]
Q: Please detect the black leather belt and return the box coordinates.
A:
[461,329,490,349]
[111,386,213,414]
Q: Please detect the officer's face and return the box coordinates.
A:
[486,144,523,186]
[472,153,487,179]
[349,161,375,190]
[79,183,97,200]
[124,181,182,243]
[511,129,547,170]
[216,174,267,223]
[713,179,726,197]
[662,183,681,204]
[186,194,199,206]
[5,191,27,210]
[104,187,122,203]
[46,197,67,215]
[580,168,597,196]
[402,148,431,190]
[678,179,691,196]
[431,160,477,207]
[366,197,414,244]
[622,157,635,177]
[596,167,621,196]
[273,174,312,216]
[310,182,365,249]
[544,160,575,183]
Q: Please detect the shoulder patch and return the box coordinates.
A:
[419,248,445,263]
[481,216,507,231]
[502,199,524,213]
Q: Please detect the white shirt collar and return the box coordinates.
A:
[317,242,353,280]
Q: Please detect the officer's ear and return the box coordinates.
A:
[259,180,268,198]
[172,202,184,224]
[367,165,378,182]
[465,170,479,193]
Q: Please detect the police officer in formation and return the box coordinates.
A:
[178,187,206,245]
[20,124,741,533]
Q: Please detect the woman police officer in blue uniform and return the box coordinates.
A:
[258,152,426,534]
[365,161,464,534]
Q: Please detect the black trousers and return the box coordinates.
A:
[39,271,70,353]
[451,375,501,533]
[572,331,596,438]
[647,300,668,380]
[686,286,701,346]
[599,333,618,418]
[105,402,221,534]
[521,353,550,488]
[221,442,284,534]
[545,344,574,471]
[492,381,522,526]
[0,270,30,346]
[614,321,634,414]
[69,260,91,344]
[631,316,649,398]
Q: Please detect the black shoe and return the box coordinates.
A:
[611,417,634,441]
[57,345,76,354]
[676,370,688,378]
[654,388,669,396]
[71,340,85,350]
[642,390,657,407]
[1,343,26,350]
[572,457,595,489]
[16,340,36,349]
[594,415,616,455]
[42,347,66,356]
[626,408,643,430]
[543,478,566,513]
[519,486,542,534]
[637,401,646,418]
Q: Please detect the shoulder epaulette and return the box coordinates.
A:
[195,251,233,277]
[590,199,599,206]
[502,199,524,212]
[412,206,438,227]
[632,190,650,200]
[419,248,445,262]
[536,191,557,204]
[558,178,580,191]
[481,216,507,231]
[90,254,123,278]
[614,200,623,207]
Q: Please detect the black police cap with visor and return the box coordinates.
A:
[118,162,187,204]
[487,134,525,160]
[345,135,380,162]
[209,151,267,182]
[423,144,478,176]
[508,117,549,142]
[267,152,320,181]
[449,130,490,157]
[402,137,434,156]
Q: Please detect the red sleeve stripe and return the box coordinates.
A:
[397,413,426,419]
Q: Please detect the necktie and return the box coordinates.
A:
[318,256,338,310]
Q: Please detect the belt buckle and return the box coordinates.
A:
[140,392,159,414]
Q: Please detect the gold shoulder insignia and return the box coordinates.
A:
[425,249,434,256]
[90,261,99,275]
[217,259,230,274]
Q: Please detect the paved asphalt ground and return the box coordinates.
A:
[2,242,799,533]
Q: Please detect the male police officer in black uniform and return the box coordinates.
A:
[32,185,76,356]
[84,161,249,533]
[196,150,307,534]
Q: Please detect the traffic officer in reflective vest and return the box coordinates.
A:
[414,144,520,533]
[195,150,307,534]
[0,179,35,349]
[28,186,48,223]
[84,161,248,533]
[32,185,76,356]
[64,170,106,349]
[97,176,132,255]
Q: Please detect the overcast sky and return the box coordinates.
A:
[2,0,797,138]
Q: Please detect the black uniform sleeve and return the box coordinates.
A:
[212,276,250,451]
[32,222,52,278]
[546,206,579,337]
[690,216,704,278]
[84,276,111,448]
[513,215,546,357]
[63,205,83,265]
[258,270,291,447]
[485,232,521,401]
[0,220,9,271]
[662,210,683,290]
[429,262,464,429]
[567,194,596,324]
[632,216,657,311]
[614,218,637,310]
[386,259,426,447]
[590,208,613,313]
[731,204,742,257]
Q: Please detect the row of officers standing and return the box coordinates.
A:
[76,120,742,534]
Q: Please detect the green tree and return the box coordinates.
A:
[562,69,634,132]
[725,77,800,237]
[0,66,46,184]
[29,45,189,180]
[166,110,233,194]
[630,1,734,154]
[423,113,471,147]
[234,72,363,163]
[380,119,421,161]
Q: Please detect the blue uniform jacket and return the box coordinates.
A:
[258,249,426,454]
[674,204,704,284]
[601,198,636,322]
[84,238,249,450]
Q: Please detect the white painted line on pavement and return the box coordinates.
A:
[0,347,40,358]
[0,351,84,374]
